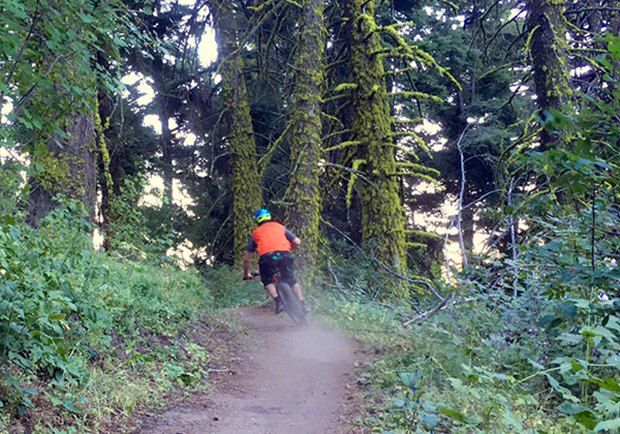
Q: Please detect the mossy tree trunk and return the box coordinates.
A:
[344,0,406,270]
[284,0,326,269]
[19,1,101,228]
[526,0,572,149]
[213,0,262,267]
[28,111,97,226]
[96,90,117,251]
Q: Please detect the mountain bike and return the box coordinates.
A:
[249,271,308,326]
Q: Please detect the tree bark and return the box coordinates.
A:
[28,111,97,226]
[212,0,262,267]
[344,0,407,270]
[285,0,327,269]
[526,0,572,149]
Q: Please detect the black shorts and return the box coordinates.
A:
[259,251,297,287]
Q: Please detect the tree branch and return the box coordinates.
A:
[11,54,63,123]
[456,124,471,268]
[402,294,454,326]
[507,176,519,296]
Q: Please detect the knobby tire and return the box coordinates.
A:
[277,282,307,326]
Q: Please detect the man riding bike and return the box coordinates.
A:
[243,208,311,315]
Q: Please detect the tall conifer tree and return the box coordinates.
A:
[284,0,327,268]
[16,0,107,226]
[343,0,407,269]
[212,0,262,266]
[526,0,572,149]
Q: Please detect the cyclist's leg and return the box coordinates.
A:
[258,253,279,299]
[291,282,303,300]
[279,253,310,313]
[264,283,278,298]
[278,252,304,300]
[259,255,285,314]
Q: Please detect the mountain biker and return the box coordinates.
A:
[243,208,311,315]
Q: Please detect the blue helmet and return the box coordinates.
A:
[253,208,271,223]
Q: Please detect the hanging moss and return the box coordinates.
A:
[323,141,363,152]
[94,108,113,198]
[391,91,444,103]
[346,159,366,208]
[377,22,461,90]
[334,83,359,92]
[344,0,407,270]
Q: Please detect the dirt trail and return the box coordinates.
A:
[139,305,365,434]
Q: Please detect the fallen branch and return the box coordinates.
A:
[327,258,346,295]
[374,258,444,301]
[402,293,454,327]
[324,221,444,301]
[443,215,456,285]
[372,301,398,311]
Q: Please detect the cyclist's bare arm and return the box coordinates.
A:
[291,238,301,250]
[243,251,254,280]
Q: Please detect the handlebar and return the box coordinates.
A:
[243,270,260,280]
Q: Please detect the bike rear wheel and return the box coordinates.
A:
[276,282,307,326]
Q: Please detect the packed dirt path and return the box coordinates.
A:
[139,305,366,434]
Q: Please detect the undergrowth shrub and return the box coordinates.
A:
[103,258,212,335]
[318,34,620,434]
[105,176,177,259]
[0,159,27,221]
[0,203,105,407]
[321,277,560,433]
[0,199,214,423]
[321,247,618,433]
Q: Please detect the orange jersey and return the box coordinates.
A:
[250,222,293,256]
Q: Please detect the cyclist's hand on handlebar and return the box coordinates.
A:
[243,271,259,280]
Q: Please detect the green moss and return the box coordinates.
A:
[35,150,89,199]
[344,0,408,271]
[214,0,262,267]
[36,152,71,194]
[391,91,444,104]
[283,0,327,271]
[95,109,113,197]
[334,83,359,92]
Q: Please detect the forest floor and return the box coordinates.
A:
[135,304,370,434]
